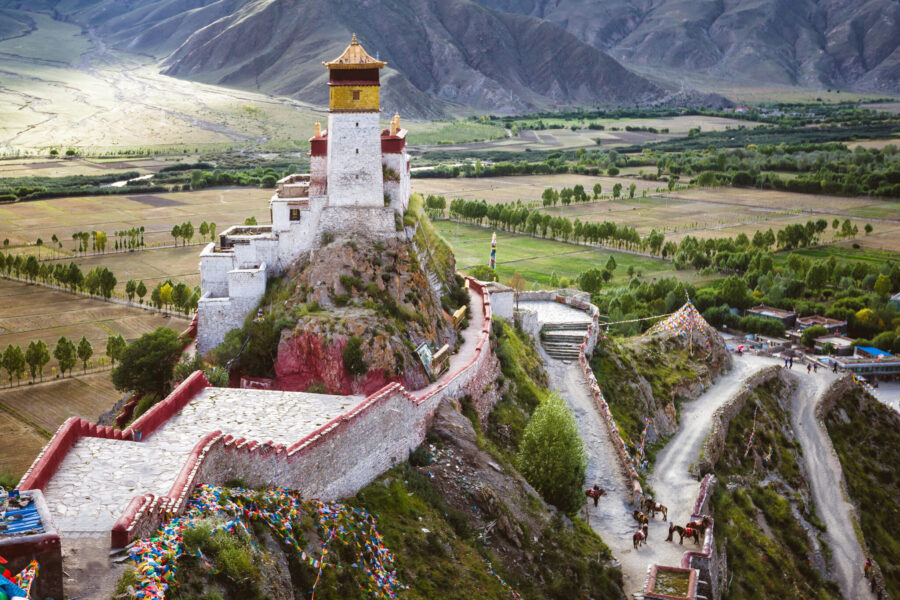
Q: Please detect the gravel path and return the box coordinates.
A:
[787,370,875,599]
[652,354,778,525]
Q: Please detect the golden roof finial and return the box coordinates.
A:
[314,121,322,137]
[323,34,387,69]
[390,112,400,136]
[351,32,358,44]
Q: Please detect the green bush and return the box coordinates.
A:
[342,336,368,376]
[518,394,586,514]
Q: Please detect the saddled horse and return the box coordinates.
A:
[633,525,649,549]
[679,525,701,545]
[641,497,668,520]
[632,510,649,526]
[686,516,711,536]
[665,522,682,542]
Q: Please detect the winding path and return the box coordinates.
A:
[787,371,874,599]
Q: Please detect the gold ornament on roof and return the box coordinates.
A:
[390,112,400,135]
[314,121,322,137]
[323,34,387,69]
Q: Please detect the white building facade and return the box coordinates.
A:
[197,36,411,354]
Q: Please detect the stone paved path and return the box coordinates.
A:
[42,388,361,535]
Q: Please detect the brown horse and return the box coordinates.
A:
[679,526,700,545]
[686,516,711,536]
[633,525,649,549]
[648,502,668,521]
[632,510,649,526]
[665,522,683,542]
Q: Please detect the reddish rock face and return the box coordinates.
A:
[273,332,406,395]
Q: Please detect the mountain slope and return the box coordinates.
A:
[15,0,665,117]
[475,0,900,93]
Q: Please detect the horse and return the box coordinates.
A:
[679,526,700,545]
[665,522,683,542]
[648,502,668,521]
[632,510,649,526]
[633,525,649,549]
[686,516,711,536]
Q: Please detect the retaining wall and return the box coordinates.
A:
[681,474,722,600]
[98,278,497,547]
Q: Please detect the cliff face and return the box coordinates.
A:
[269,234,460,394]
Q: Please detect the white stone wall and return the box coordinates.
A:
[489,291,515,320]
[275,195,327,265]
[326,112,384,208]
[318,206,399,240]
[200,245,232,299]
[310,155,327,195]
[382,152,406,212]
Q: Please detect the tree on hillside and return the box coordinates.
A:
[136,281,147,304]
[470,265,498,282]
[106,334,127,366]
[2,344,25,385]
[518,394,586,514]
[342,336,368,376]
[77,336,93,373]
[25,340,50,381]
[54,337,77,377]
[112,327,183,397]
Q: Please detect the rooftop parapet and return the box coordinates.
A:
[276,174,311,199]
[217,225,274,250]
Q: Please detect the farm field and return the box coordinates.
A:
[433,220,706,287]
[0,187,272,251]
[0,156,177,178]
[0,278,183,374]
[65,245,205,295]
[412,174,665,207]
[412,115,758,153]
[0,372,123,479]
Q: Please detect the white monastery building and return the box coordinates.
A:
[197,36,411,353]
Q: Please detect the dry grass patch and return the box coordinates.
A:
[0,412,47,479]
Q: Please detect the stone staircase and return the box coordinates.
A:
[540,322,590,360]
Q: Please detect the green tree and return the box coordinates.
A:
[605,256,617,272]
[170,224,181,245]
[805,263,828,294]
[801,325,828,347]
[180,222,194,245]
[612,183,622,198]
[720,275,750,309]
[577,268,605,295]
[2,344,25,385]
[125,279,137,302]
[628,182,637,199]
[518,394,586,514]
[864,223,873,235]
[53,337,77,377]
[159,282,174,311]
[136,281,147,304]
[208,222,217,242]
[106,334,127,366]
[25,340,50,381]
[98,267,117,299]
[111,327,183,396]
[873,274,892,299]
[592,183,602,199]
[77,336,93,373]
[342,336,368,376]
[199,221,209,239]
[244,216,258,226]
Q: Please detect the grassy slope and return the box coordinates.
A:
[825,390,900,598]
[712,378,841,600]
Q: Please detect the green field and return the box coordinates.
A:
[773,244,900,266]
[434,220,703,287]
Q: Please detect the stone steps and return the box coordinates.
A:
[542,321,591,331]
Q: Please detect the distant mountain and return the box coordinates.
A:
[19,0,669,117]
[474,0,900,94]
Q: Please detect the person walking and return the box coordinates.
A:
[789,357,794,369]
[813,363,818,373]
[807,363,812,375]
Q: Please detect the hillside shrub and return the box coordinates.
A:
[342,336,368,376]
[518,394,586,514]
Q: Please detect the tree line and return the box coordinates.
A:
[1,334,127,385]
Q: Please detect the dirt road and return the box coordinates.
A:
[652,355,777,525]
[787,371,874,599]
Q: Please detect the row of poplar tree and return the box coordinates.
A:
[1,334,128,385]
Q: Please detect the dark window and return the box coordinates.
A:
[289,209,301,222]
[352,90,360,100]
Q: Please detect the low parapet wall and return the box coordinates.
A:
[680,474,722,600]
[104,277,497,547]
